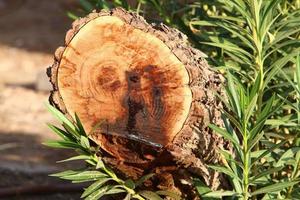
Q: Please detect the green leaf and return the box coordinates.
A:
[66,11,79,20]
[264,40,300,61]
[244,94,258,124]
[63,122,80,140]
[221,109,243,134]
[85,159,97,166]
[123,193,131,200]
[139,191,163,200]
[267,28,300,49]
[209,15,245,23]
[104,187,126,195]
[227,71,242,118]
[201,42,253,62]
[194,178,219,200]
[208,124,240,147]
[248,131,264,152]
[79,0,94,11]
[113,0,129,9]
[260,0,282,34]
[194,178,211,195]
[292,151,300,178]
[250,72,261,101]
[104,166,118,180]
[96,159,117,180]
[275,147,300,167]
[251,181,300,196]
[61,171,108,182]
[225,1,252,24]
[124,179,135,189]
[250,167,284,182]
[203,190,240,198]
[81,177,112,198]
[296,55,300,93]
[156,190,181,200]
[218,149,244,170]
[75,113,86,136]
[135,173,154,187]
[208,165,241,182]
[43,140,83,150]
[96,159,105,169]
[280,68,300,95]
[50,170,80,177]
[260,12,281,44]
[251,140,286,167]
[265,119,297,126]
[249,96,279,140]
[191,20,253,49]
[222,117,244,160]
[257,95,275,123]
[57,155,92,163]
[85,185,111,200]
[46,103,76,131]
[80,136,90,150]
[219,147,243,171]
[47,124,75,142]
[264,48,300,88]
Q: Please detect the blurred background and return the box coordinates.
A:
[0,0,81,199]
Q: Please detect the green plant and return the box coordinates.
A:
[189,1,300,199]
[67,0,132,19]
[45,104,180,200]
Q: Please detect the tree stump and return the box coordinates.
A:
[48,8,227,198]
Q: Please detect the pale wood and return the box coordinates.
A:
[58,16,192,150]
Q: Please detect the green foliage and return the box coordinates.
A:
[67,0,132,19]
[188,1,300,200]
[45,104,180,200]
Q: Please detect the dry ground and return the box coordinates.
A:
[0,0,83,199]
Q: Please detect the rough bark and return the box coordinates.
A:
[47,8,227,199]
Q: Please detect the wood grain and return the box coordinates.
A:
[58,16,192,148]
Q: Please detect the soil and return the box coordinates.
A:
[0,0,83,199]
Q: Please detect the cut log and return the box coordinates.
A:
[48,8,228,198]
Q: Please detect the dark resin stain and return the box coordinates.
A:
[126,97,144,135]
[94,64,178,146]
[110,80,121,90]
[126,71,144,135]
[97,67,121,91]
[129,74,139,83]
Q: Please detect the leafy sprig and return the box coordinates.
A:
[45,104,180,200]
[190,0,300,199]
[195,72,300,199]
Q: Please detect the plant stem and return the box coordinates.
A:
[243,124,249,200]
[100,159,145,199]
[132,194,146,200]
[245,2,265,199]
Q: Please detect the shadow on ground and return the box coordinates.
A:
[0,131,76,174]
[0,131,84,200]
[0,1,91,199]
